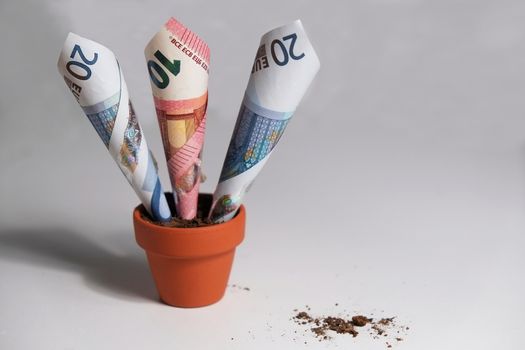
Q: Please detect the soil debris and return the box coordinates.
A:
[229,284,251,291]
[292,308,408,347]
[140,193,218,227]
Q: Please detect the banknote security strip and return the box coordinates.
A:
[120,102,142,174]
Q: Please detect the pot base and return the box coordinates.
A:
[147,250,236,308]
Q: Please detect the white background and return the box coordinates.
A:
[1,0,524,349]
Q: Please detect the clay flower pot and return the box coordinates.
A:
[133,193,245,308]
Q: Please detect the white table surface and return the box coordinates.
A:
[1,0,524,349]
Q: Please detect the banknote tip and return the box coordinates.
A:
[58,32,79,71]
[66,32,81,41]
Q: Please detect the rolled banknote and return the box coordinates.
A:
[145,18,210,220]
[57,33,171,222]
[209,20,320,222]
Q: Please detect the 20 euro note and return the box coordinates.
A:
[57,33,171,222]
[145,18,210,220]
[209,20,320,222]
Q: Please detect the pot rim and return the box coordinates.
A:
[133,202,245,258]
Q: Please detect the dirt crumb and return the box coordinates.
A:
[352,315,372,327]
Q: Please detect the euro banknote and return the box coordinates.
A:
[145,18,210,220]
[57,33,171,222]
[209,20,320,222]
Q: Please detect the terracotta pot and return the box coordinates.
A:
[133,193,245,308]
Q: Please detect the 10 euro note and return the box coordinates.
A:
[57,33,171,222]
[145,18,210,220]
[209,20,320,222]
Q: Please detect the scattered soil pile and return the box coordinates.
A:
[292,309,408,347]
